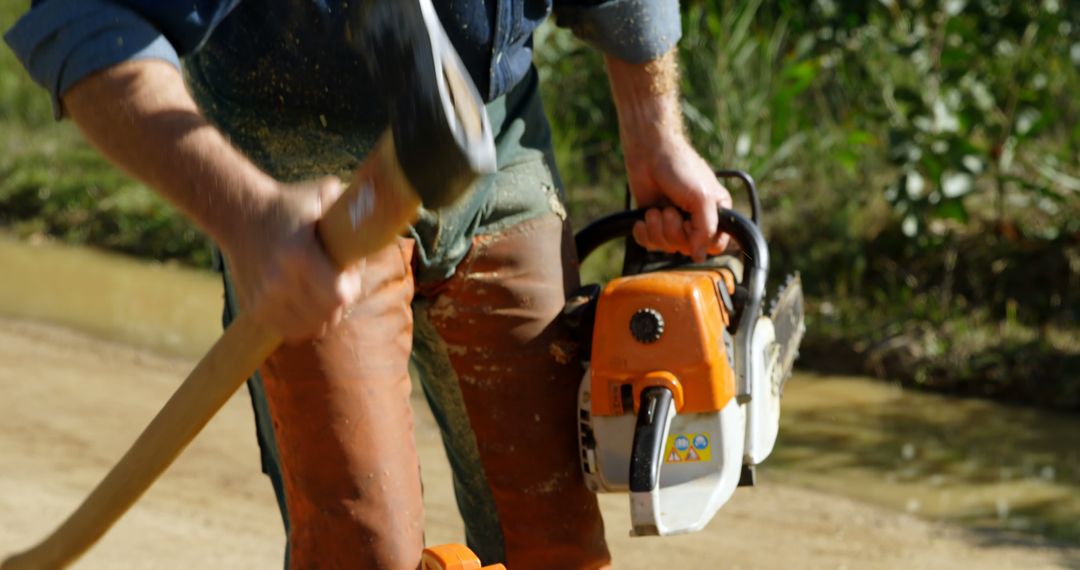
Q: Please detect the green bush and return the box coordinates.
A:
[536,1,1080,406]
[0,1,211,266]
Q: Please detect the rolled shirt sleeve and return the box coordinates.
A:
[3,0,237,118]
[553,0,682,64]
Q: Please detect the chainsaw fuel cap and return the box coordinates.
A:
[630,308,665,343]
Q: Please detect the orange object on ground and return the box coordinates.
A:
[422,544,507,569]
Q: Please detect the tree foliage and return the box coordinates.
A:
[537,1,1080,404]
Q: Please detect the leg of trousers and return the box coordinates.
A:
[256,239,423,570]
[416,214,611,569]
[236,217,610,568]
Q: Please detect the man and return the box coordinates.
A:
[6,1,731,568]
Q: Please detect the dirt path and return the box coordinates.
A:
[1,316,1077,569]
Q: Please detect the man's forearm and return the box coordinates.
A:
[604,49,686,155]
[62,59,277,254]
[602,48,731,260]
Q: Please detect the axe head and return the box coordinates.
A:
[348,0,496,209]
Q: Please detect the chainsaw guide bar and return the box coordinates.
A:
[769,272,806,392]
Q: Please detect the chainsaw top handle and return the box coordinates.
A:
[574,205,767,322]
[575,169,761,262]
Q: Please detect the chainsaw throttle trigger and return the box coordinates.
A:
[628,387,676,493]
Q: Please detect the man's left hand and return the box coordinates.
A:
[624,135,732,262]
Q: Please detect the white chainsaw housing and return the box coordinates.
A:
[578,315,783,536]
[744,316,782,465]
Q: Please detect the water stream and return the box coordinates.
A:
[773,375,1080,543]
[1,235,1077,544]
[0,235,220,358]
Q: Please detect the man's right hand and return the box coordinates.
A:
[223,177,365,344]
[62,61,365,344]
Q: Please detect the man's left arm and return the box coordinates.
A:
[554,0,732,261]
[605,49,731,261]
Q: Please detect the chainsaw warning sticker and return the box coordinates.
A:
[664,432,712,463]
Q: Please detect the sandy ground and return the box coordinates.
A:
[2,316,1078,569]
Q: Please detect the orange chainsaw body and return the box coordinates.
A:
[589,269,737,417]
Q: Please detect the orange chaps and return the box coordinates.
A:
[256,215,610,569]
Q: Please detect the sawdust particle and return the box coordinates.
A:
[429,299,458,320]
[525,469,571,496]
[549,341,576,365]
[545,184,567,221]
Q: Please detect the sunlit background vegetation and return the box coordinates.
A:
[540,0,1079,408]
[2,1,1076,407]
[2,2,1077,401]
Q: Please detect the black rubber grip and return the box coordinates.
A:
[628,386,674,493]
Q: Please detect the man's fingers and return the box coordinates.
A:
[688,195,719,262]
[633,201,730,259]
[713,231,730,254]
[629,207,700,256]
[315,176,346,215]
[644,208,670,251]
[337,260,365,307]
[662,207,691,255]
[632,221,650,250]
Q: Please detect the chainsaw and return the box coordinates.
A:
[564,170,805,537]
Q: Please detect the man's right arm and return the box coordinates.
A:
[5,2,362,341]
[64,59,276,255]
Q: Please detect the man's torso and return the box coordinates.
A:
[188,0,548,126]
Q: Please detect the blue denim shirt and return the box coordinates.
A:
[5,0,681,118]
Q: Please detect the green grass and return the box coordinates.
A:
[0,121,212,266]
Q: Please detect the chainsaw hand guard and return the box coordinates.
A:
[628,387,676,493]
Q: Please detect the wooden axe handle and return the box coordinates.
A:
[2,133,418,570]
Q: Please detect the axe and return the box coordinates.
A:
[2,1,494,568]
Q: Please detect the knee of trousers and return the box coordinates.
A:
[425,215,611,569]
[258,239,426,569]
